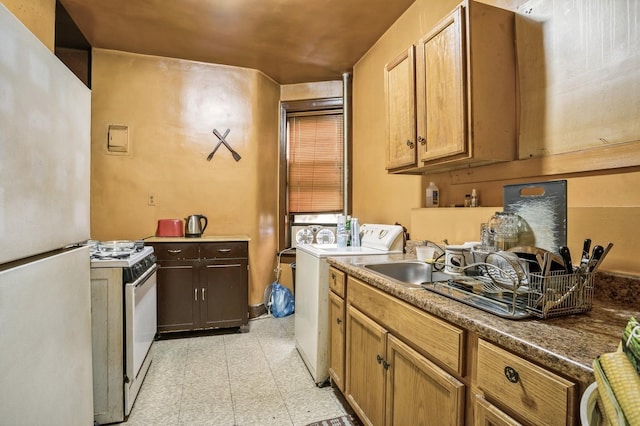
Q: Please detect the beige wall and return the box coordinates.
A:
[91,49,280,305]
[281,81,343,101]
[351,0,640,276]
[1,0,55,51]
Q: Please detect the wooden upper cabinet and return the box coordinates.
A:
[416,5,466,163]
[387,0,517,174]
[384,46,417,170]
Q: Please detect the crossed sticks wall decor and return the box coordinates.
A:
[207,128,241,161]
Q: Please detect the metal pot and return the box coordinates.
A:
[185,214,208,238]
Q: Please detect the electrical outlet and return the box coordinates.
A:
[148,194,156,206]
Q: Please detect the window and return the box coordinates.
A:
[287,111,344,213]
[279,98,346,249]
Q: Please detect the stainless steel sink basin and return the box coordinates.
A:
[362,260,531,318]
[363,261,449,288]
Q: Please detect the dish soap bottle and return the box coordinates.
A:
[471,189,478,207]
[426,182,439,207]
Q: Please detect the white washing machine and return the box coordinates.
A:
[294,224,405,385]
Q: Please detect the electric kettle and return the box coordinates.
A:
[185,214,208,238]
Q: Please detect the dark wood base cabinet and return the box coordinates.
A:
[150,241,249,334]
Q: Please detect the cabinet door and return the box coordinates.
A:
[385,335,465,426]
[200,259,248,329]
[385,46,417,170]
[156,261,199,332]
[328,291,345,392]
[416,5,467,163]
[474,394,522,426]
[346,305,387,426]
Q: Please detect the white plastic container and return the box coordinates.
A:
[336,214,347,247]
[426,182,439,207]
[350,217,360,247]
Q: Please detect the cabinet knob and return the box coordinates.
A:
[217,248,232,253]
[376,354,383,364]
[504,366,520,383]
[336,317,342,324]
[168,249,182,254]
[382,360,390,370]
[331,272,336,280]
[202,288,206,300]
[406,139,415,149]
[418,136,426,145]
[194,288,198,301]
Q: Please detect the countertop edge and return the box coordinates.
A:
[145,235,251,243]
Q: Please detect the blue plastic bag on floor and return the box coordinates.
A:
[270,282,294,318]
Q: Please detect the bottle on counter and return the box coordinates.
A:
[471,189,478,207]
[337,214,348,248]
[426,181,439,207]
[345,215,351,246]
[464,194,471,207]
[350,217,360,247]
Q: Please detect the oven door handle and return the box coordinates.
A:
[127,264,159,288]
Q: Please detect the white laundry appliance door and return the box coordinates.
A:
[294,248,331,384]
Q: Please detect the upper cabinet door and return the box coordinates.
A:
[416,5,467,163]
[384,46,417,170]
[385,1,516,175]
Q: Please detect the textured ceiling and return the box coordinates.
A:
[59,0,415,84]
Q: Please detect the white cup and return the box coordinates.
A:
[416,246,436,261]
[445,246,466,274]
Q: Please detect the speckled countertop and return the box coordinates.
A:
[327,252,638,388]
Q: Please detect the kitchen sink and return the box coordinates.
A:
[362,260,531,318]
[363,260,449,288]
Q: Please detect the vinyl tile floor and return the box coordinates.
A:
[120,314,351,426]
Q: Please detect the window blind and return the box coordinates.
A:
[287,112,344,213]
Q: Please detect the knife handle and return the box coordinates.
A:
[559,246,573,274]
[581,238,591,264]
[587,245,604,272]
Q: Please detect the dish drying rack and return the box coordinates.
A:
[440,250,595,319]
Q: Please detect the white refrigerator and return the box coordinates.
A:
[0,4,94,424]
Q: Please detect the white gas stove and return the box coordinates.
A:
[89,243,158,424]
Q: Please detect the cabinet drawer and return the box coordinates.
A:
[200,242,247,259]
[347,276,464,375]
[152,243,199,260]
[476,339,575,426]
[328,267,345,297]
